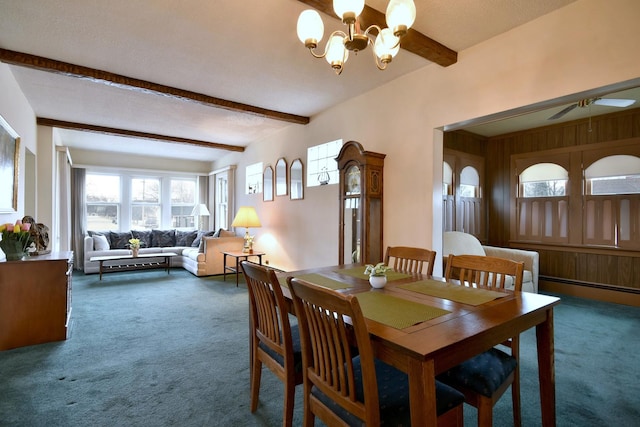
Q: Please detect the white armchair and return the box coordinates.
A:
[443,231,539,293]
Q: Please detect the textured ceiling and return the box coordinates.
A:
[4,0,621,162]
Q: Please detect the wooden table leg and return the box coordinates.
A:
[536,308,556,427]
[99,260,104,281]
[407,357,438,426]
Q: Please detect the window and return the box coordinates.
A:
[459,166,480,198]
[171,178,196,228]
[516,163,569,243]
[584,155,640,248]
[585,155,640,195]
[84,170,205,232]
[131,177,160,230]
[519,163,568,197]
[215,174,229,230]
[86,174,121,231]
[307,139,342,187]
[245,162,263,194]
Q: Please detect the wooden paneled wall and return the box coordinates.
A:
[445,107,640,296]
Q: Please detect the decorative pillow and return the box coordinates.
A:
[151,229,176,247]
[219,229,236,237]
[131,230,152,248]
[88,230,110,237]
[176,230,198,247]
[109,231,133,249]
[192,230,215,248]
[93,234,110,251]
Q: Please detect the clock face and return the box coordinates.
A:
[347,166,361,194]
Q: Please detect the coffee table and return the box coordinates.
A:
[90,252,178,280]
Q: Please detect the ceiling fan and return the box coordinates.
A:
[548,97,636,120]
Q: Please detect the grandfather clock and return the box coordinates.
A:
[336,141,385,265]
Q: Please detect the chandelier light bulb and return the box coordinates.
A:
[374,28,400,61]
[386,0,416,36]
[333,0,365,23]
[325,34,349,74]
[297,10,324,47]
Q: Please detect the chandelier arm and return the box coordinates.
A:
[307,30,348,59]
[370,42,389,71]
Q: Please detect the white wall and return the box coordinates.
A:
[220,0,640,273]
[0,63,37,226]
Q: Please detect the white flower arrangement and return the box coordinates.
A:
[364,262,392,277]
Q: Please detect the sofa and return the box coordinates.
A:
[83,229,244,276]
[443,231,539,293]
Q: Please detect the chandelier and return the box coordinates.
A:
[296,0,416,75]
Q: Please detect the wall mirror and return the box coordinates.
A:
[263,166,273,202]
[290,158,304,200]
[275,157,288,196]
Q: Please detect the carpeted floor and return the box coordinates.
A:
[0,269,638,426]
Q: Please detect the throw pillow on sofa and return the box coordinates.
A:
[151,229,176,247]
[191,230,216,248]
[131,230,152,248]
[93,234,110,251]
[176,230,198,247]
[110,231,133,249]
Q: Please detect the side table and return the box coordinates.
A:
[222,251,265,286]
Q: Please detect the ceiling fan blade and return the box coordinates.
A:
[548,103,578,120]
[593,98,636,107]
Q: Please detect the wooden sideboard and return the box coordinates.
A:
[0,251,73,351]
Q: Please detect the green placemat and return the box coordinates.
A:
[281,273,351,290]
[335,266,411,282]
[398,279,507,306]
[355,291,450,329]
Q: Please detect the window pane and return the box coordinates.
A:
[131,205,160,230]
[87,204,119,230]
[522,180,567,197]
[86,174,120,202]
[171,179,196,204]
[132,178,160,203]
[172,206,195,228]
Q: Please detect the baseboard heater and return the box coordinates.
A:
[540,275,640,295]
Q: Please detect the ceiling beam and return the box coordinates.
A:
[0,48,310,126]
[36,118,245,152]
[297,0,457,66]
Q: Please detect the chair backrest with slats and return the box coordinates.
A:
[288,277,381,426]
[384,246,436,275]
[444,254,524,291]
[241,261,294,365]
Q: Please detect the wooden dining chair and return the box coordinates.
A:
[441,254,525,427]
[384,245,437,275]
[240,261,302,427]
[288,276,465,427]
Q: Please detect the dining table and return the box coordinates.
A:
[277,264,560,426]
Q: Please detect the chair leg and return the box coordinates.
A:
[512,365,522,427]
[477,396,494,427]
[282,378,295,427]
[250,353,262,412]
[302,384,314,427]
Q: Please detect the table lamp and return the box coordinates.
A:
[191,204,210,230]
[231,206,261,253]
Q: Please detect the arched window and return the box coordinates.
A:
[459,166,480,198]
[585,155,640,195]
[443,161,453,196]
[516,163,569,243]
[519,163,568,197]
[584,155,640,248]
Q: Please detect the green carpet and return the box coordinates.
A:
[0,269,638,426]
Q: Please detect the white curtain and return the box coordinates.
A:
[71,168,86,270]
[56,149,72,252]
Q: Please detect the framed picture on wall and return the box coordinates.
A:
[0,115,20,213]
